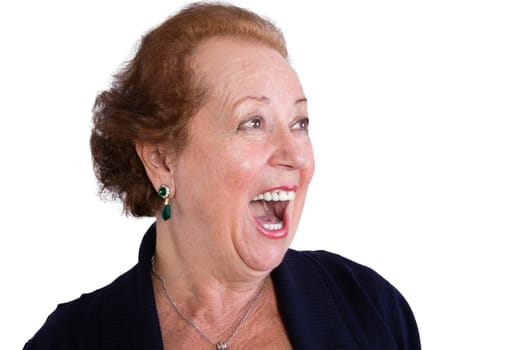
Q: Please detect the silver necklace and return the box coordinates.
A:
[151,256,268,350]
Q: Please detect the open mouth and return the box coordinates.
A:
[249,189,295,235]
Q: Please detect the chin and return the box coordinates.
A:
[239,228,296,273]
[244,249,289,273]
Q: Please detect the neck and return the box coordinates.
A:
[153,218,269,323]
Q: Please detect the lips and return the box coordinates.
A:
[249,187,295,239]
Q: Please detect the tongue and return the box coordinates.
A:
[249,201,281,224]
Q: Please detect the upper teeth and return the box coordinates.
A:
[252,190,295,202]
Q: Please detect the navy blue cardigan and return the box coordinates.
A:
[25,224,420,349]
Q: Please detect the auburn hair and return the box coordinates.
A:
[90,2,288,217]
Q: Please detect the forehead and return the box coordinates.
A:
[191,38,303,101]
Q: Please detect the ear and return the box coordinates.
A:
[135,142,174,194]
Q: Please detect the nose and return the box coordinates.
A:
[269,127,313,170]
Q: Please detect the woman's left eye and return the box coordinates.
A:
[291,117,309,130]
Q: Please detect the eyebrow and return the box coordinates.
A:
[233,95,307,108]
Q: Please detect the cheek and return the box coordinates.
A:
[221,149,264,191]
[196,141,265,198]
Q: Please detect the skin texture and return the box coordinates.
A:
[136,38,314,348]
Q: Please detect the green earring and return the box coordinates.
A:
[159,184,171,221]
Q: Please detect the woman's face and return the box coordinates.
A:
[169,38,314,275]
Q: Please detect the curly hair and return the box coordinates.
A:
[90,3,288,217]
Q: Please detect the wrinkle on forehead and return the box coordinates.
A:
[190,37,303,117]
[193,38,295,84]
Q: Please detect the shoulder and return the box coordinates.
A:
[24,266,139,350]
[283,249,377,276]
[277,249,421,349]
[282,249,393,293]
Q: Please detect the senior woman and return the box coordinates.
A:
[25,3,420,349]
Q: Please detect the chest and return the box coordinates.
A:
[155,283,292,350]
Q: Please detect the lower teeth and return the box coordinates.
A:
[263,222,283,231]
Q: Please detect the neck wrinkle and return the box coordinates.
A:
[153,219,270,326]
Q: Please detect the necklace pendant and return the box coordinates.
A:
[216,342,227,350]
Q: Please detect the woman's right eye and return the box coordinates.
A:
[238,117,263,130]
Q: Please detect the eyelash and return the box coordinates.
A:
[237,116,310,131]
[237,116,264,130]
[292,117,309,131]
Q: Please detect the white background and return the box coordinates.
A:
[1,1,524,349]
